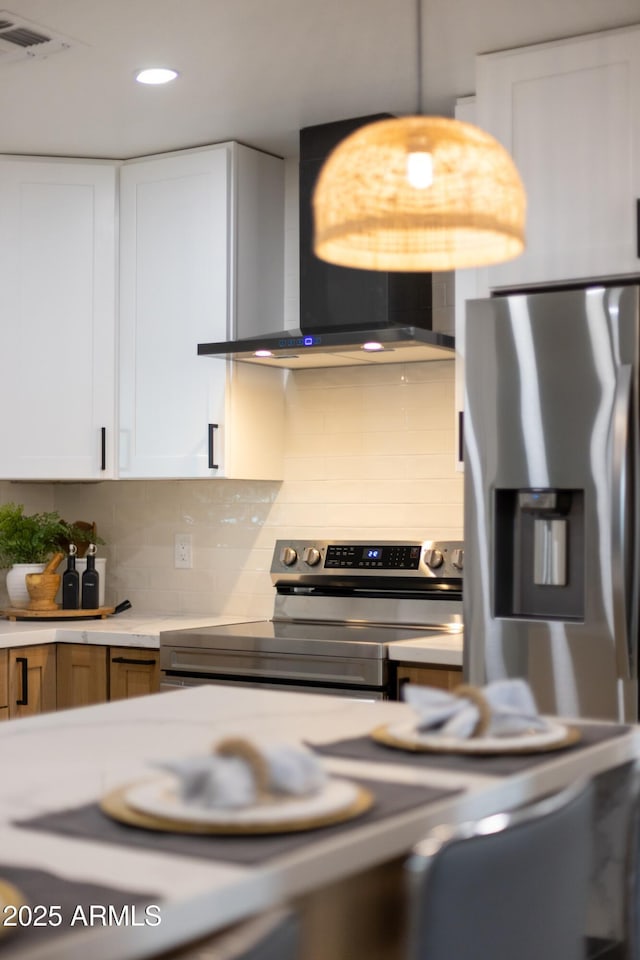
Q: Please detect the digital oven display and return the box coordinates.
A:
[325,544,421,570]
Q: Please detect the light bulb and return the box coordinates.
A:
[362,341,384,352]
[135,68,178,85]
[406,151,433,189]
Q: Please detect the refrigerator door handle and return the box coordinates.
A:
[611,364,635,681]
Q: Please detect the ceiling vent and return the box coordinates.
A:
[0,11,78,63]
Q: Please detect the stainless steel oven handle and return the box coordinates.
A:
[160,673,386,700]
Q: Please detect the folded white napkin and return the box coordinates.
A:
[156,738,327,809]
[403,678,548,739]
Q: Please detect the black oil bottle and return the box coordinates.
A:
[62,544,80,610]
[81,543,100,609]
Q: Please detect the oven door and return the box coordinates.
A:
[160,641,392,697]
[160,673,387,701]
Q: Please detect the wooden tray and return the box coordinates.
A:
[2,607,114,621]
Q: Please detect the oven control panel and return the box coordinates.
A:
[271,540,464,581]
[325,543,421,569]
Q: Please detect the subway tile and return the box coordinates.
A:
[42,358,465,614]
[401,360,454,383]
[284,458,329,481]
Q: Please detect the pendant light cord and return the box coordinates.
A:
[416,0,423,115]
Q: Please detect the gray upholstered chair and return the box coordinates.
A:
[405,779,594,960]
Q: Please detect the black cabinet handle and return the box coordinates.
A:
[111,656,156,666]
[208,423,219,469]
[637,199,640,258]
[101,427,106,471]
[16,657,28,705]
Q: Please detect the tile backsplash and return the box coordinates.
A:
[2,360,462,617]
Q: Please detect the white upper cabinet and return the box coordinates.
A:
[118,143,285,479]
[0,158,116,479]
[454,98,491,470]
[477,25,640,289]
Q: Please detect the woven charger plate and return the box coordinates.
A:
[371,721,581,756]
[100,778,374,835]
[0,879,27,937]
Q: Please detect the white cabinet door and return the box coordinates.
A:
[477,25,640,289]
[0,158,116,479]
[119,146,229,478]
[119,143,285,479]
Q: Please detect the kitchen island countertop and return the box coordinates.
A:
[0,684,636,960]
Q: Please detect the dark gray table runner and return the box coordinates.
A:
[13,777,462,867]
[309,722,631,776]
[0,864,158,957]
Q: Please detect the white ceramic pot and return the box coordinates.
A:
[6,563,46,608]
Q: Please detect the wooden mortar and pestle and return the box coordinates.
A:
[26,552,65,611]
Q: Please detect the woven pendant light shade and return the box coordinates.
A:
[312,116,526,271]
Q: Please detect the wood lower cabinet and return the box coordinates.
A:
[109,647,160,701]
[396,664,463,697]
[0,642,160,718]
[8,644,57,718]
[0,649,8,721]
[57,644,109,710]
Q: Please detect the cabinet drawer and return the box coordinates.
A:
[396,664,463,696]
[109,647,160,701]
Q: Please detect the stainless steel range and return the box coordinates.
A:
[160,539,463,701]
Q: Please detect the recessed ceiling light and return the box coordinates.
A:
[135,68,178,85]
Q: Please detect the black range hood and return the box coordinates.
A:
[197,325,455,369]
[198,115,455,370]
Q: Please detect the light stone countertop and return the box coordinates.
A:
[0,614,462,665]
[0,613,254,651]
[387,632,464,667]
[0,685,636,960]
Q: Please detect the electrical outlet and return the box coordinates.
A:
[174,533,193,569]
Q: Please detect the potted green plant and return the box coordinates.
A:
[0,503,101,608]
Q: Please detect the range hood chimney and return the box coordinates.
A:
[198,115,455,369]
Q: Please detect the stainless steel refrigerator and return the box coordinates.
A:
[464,283,639,721]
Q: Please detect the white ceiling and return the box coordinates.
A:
[1,0,639,161]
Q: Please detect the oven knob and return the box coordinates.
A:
[452,548,464,571]
[424,548,444,569]
[280,546,298,566]
[303,546,322,567]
